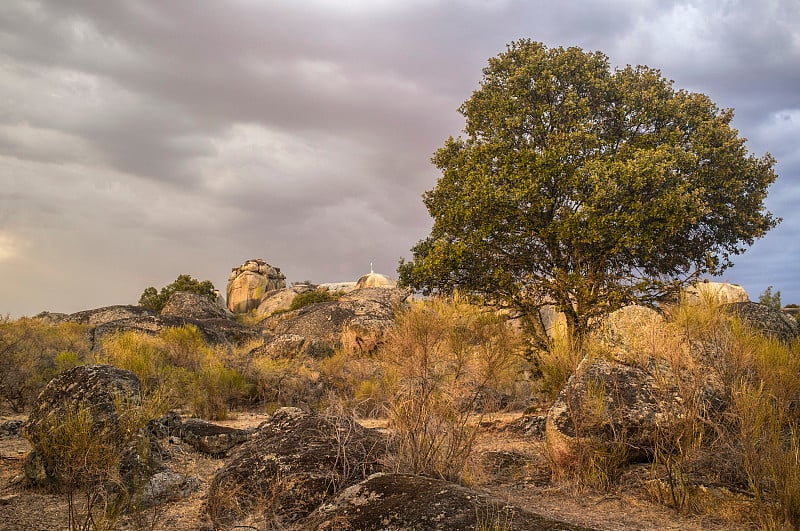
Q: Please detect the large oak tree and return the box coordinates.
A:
[399,40,778,349]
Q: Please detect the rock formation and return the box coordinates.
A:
[22,365,143,485]
[354,269,396,289]
[179,418,252,456]
[721,301,800,343]
[256,284,313,316]
[302,473,593,530]
[684,281,749,305]
[160,291,229,320]
[226,259,286,314]
[207,407,385,525]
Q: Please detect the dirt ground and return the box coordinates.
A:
[0,410,752,530]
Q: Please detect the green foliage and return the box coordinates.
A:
[0,317,91,412]
[138,274,216,312]
[758,285,782,309]
[399,39,779,349]
[288,289,342,311]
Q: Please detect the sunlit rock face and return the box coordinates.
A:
[354,271,396,289]
[226,259,286,314]
[684,281,749,305]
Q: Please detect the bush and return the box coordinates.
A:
[138,274,216,312]
[33,395,163,530]
[0,317,91,412]
[380,295,522,483]
[100,326,249,420]
[288,289,342,311]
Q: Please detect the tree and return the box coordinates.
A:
[398,40,779,350]
[138,274,216,312]
[758,285,782,309]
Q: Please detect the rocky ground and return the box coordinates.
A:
[0,408,742,531]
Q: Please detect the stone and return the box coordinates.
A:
[256,285,313,316]
[22,364,142,485]
[0,420,22,439]
[226,259,287,314]
[721,301,800,343]
[354,271,396,289]
[207,407,385,525]
[135,470,199,508]
[160,291,229,320]
[180,418,251,456]
[146,411,183,439]
[261,287,409,356]
[505,414,546,439]
[302,473,593,530]
[684,281,749,305]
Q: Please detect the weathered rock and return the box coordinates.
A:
[721,301,800,343]
[261,288,408,356]
[227,259,287,314]
[146,411,183,439]
[22,365,142,484]
[256,285,313,316]
[505,414,547,439]
[160,291,229,320]
[180,418,251,456]
[53,304,258,349]
[598,305,663,351]
[355,271,396,289]
[0,420,22,439]
[302,473,594,530]
[135,470,199,508]
[207,407,385,525]
[684,281,749,305]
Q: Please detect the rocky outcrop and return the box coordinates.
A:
[256,285,313,316]
[22,365,142,485]
[0,420,22,439]
[261,288,408,356]
[302,473,594,530]
[226,259,286,314]
[179,418,251,456]
[721,301,800,343]
[42,304,258,349]
[160,291,229,320]
[207,407,385,525]
[684,281,749,305]
[355,271,396,289]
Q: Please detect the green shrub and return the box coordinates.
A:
[288,289,342,311]
[138,274,216,312]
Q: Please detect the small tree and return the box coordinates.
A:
[138,274,216,312]
[399,40,779,350]
[758,285,782,309]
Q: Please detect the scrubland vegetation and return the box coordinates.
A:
[2,293,799,529]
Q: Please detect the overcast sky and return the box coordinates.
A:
[1,0,798,316]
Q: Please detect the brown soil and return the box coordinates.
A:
[0,410,754,530]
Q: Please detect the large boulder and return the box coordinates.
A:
[22,365,142,485]
[302,473,594,530]
[721,301,800,343]
[354,271,396,289]
[160,291,229,320]
[261,288,408,356]
[207,407,385,525]
[256,285,313,316]
[227,259,286,314]
[179,418,251,456]
[684,281,749,305]
[48,304,258,349]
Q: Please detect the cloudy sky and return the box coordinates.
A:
[1,0,798,316]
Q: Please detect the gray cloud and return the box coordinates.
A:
[1,0,798,316]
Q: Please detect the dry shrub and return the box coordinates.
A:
[381,295,521,484]
[33,394,163,530]
[246,354,322,412]
[0,317,91,412]
[101,326,249,420]
[531,318,582,400]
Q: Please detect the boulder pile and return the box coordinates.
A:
[226,259,286,314]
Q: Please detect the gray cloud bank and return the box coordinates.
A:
[1,0,798,316]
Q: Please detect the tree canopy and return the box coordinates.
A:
[398,40,778,348]
[138,274,216,312]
